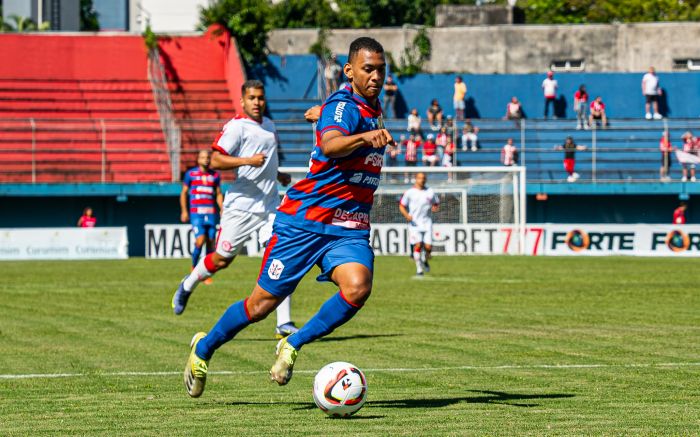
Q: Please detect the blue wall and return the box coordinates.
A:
[253,56,700,119]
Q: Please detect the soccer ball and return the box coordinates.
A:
[312,361,367,417]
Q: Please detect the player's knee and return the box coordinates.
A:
[245,298,276,322]
[342,278,372,305]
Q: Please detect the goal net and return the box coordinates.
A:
[279,166,527,255]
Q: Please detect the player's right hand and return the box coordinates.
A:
[180,212,189,223]
[248,153,266,167]
[364,129,394,148]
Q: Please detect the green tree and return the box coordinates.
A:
[520,0,700,24]
[198,0,273,65]
[80,0,100,31]
[2,15,50,32]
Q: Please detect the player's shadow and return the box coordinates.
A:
[235,333,402,342]
[370,390,574,408]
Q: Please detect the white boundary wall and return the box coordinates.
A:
[0,227,128,260]
[144,223,700,258]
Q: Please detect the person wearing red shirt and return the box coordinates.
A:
[574,85,589,130]
[77,207,97,228]
[422,133,439,166]
[659,132,674,181]
[673,202,687,225]
[589,96,608,128]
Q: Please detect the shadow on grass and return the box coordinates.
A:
[223,400,385,418]
[235,333,402,343]
[369,390,575,408]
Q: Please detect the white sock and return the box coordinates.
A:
[276,296,292,326]
[413,251,423,272]
[183,257,214,292]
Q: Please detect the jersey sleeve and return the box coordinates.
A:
[432,191,440,205]
[183,170,192,187]
[317,99,361,136]
[213,171,221,188]
[213,121,244,156]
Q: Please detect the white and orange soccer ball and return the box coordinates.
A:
[312,361,368,417]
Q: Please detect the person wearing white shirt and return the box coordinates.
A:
[542,71,558,119]
[642,66,663,120]
[172,80,298,339]
[399,172,440,276]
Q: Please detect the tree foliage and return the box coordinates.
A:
[1,15,50,32]
[520,0,700,24]
[198,0,273,65]
[80,0,100,31]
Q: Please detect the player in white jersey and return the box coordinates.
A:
[172,80,298,339]
[399,172,439,275]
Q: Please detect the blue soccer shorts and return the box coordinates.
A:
[256,223,374,298]
[191,213,218,240]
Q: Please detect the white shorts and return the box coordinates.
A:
[409,227,433,246]
[216,209,275,258]
[422,155,439,165]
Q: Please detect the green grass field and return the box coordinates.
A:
[1,256,699,436]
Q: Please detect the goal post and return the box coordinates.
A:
[278,166,527,255]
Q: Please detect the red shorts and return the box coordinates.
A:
[564,158,575,174]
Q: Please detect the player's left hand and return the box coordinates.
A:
[305,106,321,123]
[277,172,292,186]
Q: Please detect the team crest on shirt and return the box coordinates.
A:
[268,259,285,280]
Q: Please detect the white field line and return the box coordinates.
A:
[2,362,700,380]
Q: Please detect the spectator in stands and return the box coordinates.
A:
[423,133,439,167]
[659,131,674,182]
[385,135,402,182]
[642,66,663,120]
[383,75,398,118]
[542,71,558,119]
[404,134,420,182]
[444,115,455,138]
[501,138,518,166]
[673,202,687,224]
[77,207,97,228]
[504,96,523,127]
[574,85,589,130]
[453,76,467,121]
[555,136,587,182]
[461,119,479,151]
[443,137,456,167]
[589,96,608,128]
[426,99,443,130]
[407,108,422,136]
[324,54,342,95]
[681,131,698,182]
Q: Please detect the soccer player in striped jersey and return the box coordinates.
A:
[183,37,393,398]
[180,150,223,274]
[172,80,298,340]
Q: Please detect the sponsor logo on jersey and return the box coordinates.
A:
[364,153,383,167]
[362,175,380,186]
[349,172,363,183]
[268,259,285,280]
[334,102,347,123]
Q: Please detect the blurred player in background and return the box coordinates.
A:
[182,37,392,398]
[77,207,97,227]
[399,172,439,276]
[673,202,687,224]
[172,80,298,340]
[180,150,223,278]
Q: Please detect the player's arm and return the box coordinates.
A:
[305,105,321,123]
[577,145,587,151]
[215,185,223,211]
[320,129,394,158]
[180,184,189,223]
[210,150,265,170]
[399,202,412,222]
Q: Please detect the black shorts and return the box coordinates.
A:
[645,94,658,103]
[661,153,672,168]
[591,113,602,120]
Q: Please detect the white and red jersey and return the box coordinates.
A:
[212,115,280,214]
[542,78,558,97]
[502,143,517,166]
[405,139,419,162]
[673,207,686,225]
[590,100,606,112]
[435,133,447,148]
[574,90,588,103]
[683,138,697,153]
[400,186,439,232]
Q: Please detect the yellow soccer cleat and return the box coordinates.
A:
[270,337,298,385]
[183,332,209,398]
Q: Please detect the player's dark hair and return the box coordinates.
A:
[348,37,384,63]
[241,79,265,95]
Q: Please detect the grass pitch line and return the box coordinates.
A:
[2,362,700,380]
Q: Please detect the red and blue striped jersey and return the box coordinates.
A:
[276,87,384,236]
[183,167,221,215]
